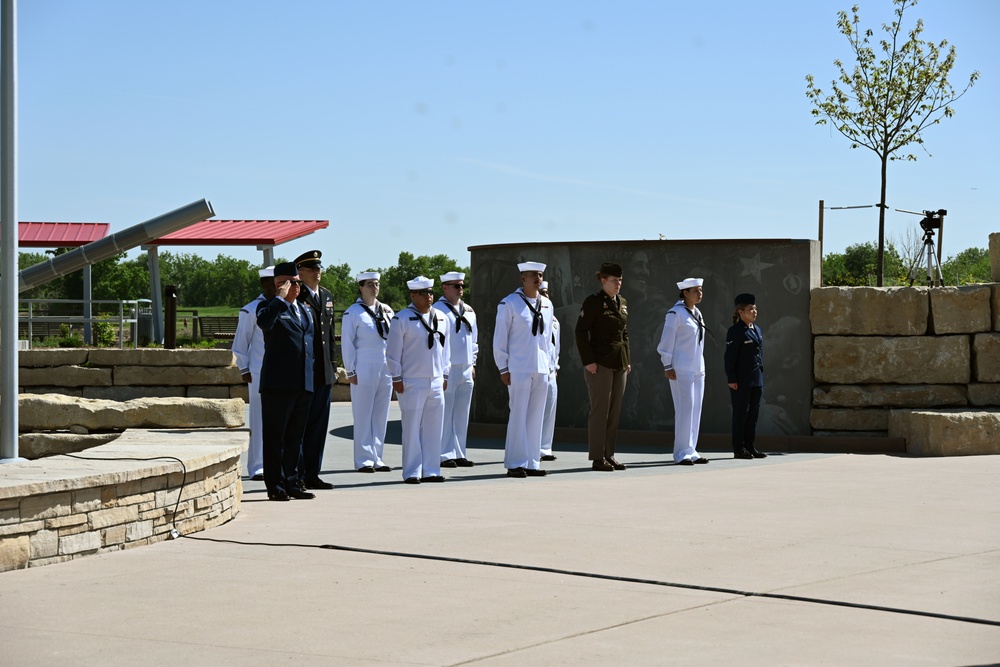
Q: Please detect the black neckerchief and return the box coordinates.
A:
[517,289,544,336]
[440,298,472,334]
[358,299,389,339]
[408,306,445,349]
[684,304,705,344]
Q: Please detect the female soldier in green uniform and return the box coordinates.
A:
[575,262,631,471]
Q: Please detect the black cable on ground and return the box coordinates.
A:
[182,534,1000,628]
[61,453,188,536]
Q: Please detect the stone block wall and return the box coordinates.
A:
[16,348,248,401]
[811,285,1000,437]
[0,431,244,571]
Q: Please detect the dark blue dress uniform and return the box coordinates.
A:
[295,250,337,486]
[257,279,315,497]
[724,319,763,455]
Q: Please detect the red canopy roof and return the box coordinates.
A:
[18,222,110,247]
[148,220,329,246]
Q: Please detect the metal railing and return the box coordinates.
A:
[18,298,153,349]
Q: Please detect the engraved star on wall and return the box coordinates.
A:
[739,253,775,282]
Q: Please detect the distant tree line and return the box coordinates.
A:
[822,241,990,286]
[18,249,468,313]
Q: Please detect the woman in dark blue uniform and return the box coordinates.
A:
[724,293,767,459]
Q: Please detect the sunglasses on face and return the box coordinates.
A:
[444,283,466,289]
[282,279,303,287]
[411,289,434,296]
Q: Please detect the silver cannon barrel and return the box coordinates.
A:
[18,198,215,292]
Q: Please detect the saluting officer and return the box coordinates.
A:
[294,250,336,490]
[494,260,553,478]
[386,276,451,484]
[433,271,478,468]
[575,262,631,471]
[257,262,316,501]
[341,271,395,472]
[724,292,767,460]
[232,265,276,480]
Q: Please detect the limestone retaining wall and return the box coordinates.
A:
[0,429,244,571]
[16,348,353,403]
[17,348,248,401]
[810,284,1000,451]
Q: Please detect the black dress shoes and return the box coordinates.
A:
[304,477,334,490]
[677,459,695,466]
[421,475,445,482]
[734,449,754,460]
[540,454,557,461]
[287,487,316,500]
[267,490,289,501]
[440,459,458,468]
[506,468,527,478]
[694,457,710,464]
[250,474,264,481]
[607,457,627,470]
[749,449,768,458]
[525,468,547,477]
[455,458,475,467]
[592,459,614,471]
[404,477,421,484]
[357,466,376,473]
[375,465,392,472]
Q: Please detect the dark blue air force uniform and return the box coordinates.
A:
[724,320,763,454]
[257,295,315,495]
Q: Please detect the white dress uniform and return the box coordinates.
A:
[494,287,554,471]
[341,297,395,469]
[541,315,560,457]
[386,302,451,481]
[232,293,267,477]
[657,297,707,462]
[433,296,478,463]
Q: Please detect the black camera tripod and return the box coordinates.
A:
[919,223,945,287]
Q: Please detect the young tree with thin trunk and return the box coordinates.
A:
[806,0,978,286]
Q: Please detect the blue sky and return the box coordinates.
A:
[15,0,998,276]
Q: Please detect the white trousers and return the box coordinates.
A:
[397,377,445,480]
[350,361,393,468]
[504,371,548,470]
[441,363,475,461]
[247,380,264,476]
[669,370,705,462]
[540,370,558,456]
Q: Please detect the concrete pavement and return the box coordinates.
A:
[1,403,998,665]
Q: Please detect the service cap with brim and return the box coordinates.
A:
[356,271,380,283]
[258,266,275,278]
[274,262,298,278]
[735,292,756,306]
[407,276,434,290]
[294,250,322,269]
[599,262,623,277]
[440,271,465,283]
[517,261,546,273]
[677,277,704,290]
